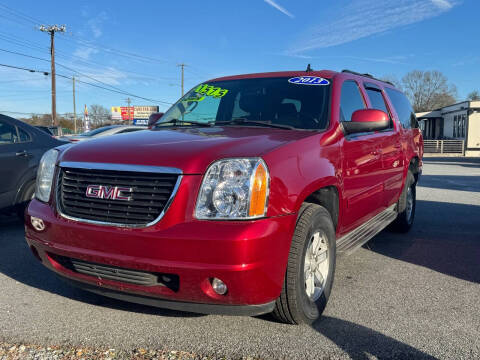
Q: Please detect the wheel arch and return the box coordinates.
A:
[299,184,340,232]
[408,156,421,183]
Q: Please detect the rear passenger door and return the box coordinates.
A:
[340,80,384,232]
[0,119,31,208]
[364,83,404,207]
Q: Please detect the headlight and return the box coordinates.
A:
[35,149,59,202]
[195,158,270,219]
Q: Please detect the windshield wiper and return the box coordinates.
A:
[154,119,214,127]
[216,118,295,130]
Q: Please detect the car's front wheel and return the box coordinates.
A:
[272,203,336,324]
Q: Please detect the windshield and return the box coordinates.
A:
[80,125,117,137]
[157,77,331,130]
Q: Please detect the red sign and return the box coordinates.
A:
[120,107,135,121]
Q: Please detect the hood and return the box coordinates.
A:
[59,126,315,174]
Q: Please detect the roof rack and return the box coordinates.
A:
[341,69,394,86]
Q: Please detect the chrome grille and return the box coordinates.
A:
[57,164,180,226]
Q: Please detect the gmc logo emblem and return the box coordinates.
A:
[85,185,132,201]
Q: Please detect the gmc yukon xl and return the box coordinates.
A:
[25,69,423,324]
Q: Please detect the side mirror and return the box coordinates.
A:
[342,109,389,135]
[148,112,164,129]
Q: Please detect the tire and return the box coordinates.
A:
[391,170,416,233]
[16,181,35,220]
[272,203,336,324]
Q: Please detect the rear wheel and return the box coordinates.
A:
[272,203,336,324]
[391,170,416,233]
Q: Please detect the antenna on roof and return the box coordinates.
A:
[306,64,313,72]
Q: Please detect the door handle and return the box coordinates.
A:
[15,150,31,157]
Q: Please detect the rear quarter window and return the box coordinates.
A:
[385,88,418,129]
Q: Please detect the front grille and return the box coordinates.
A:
[57,166,179,226]
[51,254,179,290]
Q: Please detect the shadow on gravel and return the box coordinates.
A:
[0,215,203,318]
[314,316,438,359]
[368,200,480,283]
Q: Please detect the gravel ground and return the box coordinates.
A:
[0,157,479,360]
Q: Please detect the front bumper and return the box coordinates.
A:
[25,199,296,315]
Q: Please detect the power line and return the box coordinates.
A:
[0,62,49,75]
[57,74,172,105]
[0,60,171,105]
[0,42,176,83]
[0,3,46,25]
[0,47,50,62]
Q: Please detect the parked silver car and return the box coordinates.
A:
[66,125,147,142]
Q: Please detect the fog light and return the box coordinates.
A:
[31,216,45,231]
[211,278,227,295]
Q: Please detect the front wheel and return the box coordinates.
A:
[272,203,336,324]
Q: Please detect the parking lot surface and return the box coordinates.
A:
[1,157,479,359]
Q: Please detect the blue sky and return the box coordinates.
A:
[0,0,478,117]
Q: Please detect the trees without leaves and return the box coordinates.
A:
[400,70,457,112]
[88,104,111,126]
[467,90,480,101]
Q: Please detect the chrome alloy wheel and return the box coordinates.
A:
[406,185,414,222]
[304,231,329,301]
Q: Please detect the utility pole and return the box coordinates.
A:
[72,76,77,133]
[125,97,132,124]
[177,63,187,97]
[39,25,66,126]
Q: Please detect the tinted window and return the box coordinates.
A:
[18,127,31,142]
[340,81,365,122]
[385,88,418,129]
[0,121,19,144]
[366,89,389,113]
[159,77,331,130]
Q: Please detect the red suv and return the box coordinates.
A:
[25,69,423,324]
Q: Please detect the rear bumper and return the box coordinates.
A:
[25,199,296,313]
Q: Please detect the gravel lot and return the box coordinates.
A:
[1,157,479,359]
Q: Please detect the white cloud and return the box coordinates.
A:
[263,0,294,18]
[431,0,453,10]
[87,11,107,39]
[288,0,459,54]
[73,47,99,60]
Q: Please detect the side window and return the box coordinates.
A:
[385,88,418,129]
[17,127,31,142]
[365,88,389,114]
[0,121,19,144]
[340,81,365,122]
[365,86,393,129]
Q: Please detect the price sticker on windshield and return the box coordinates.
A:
[195,84,229,98]
[288,76,330,86]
